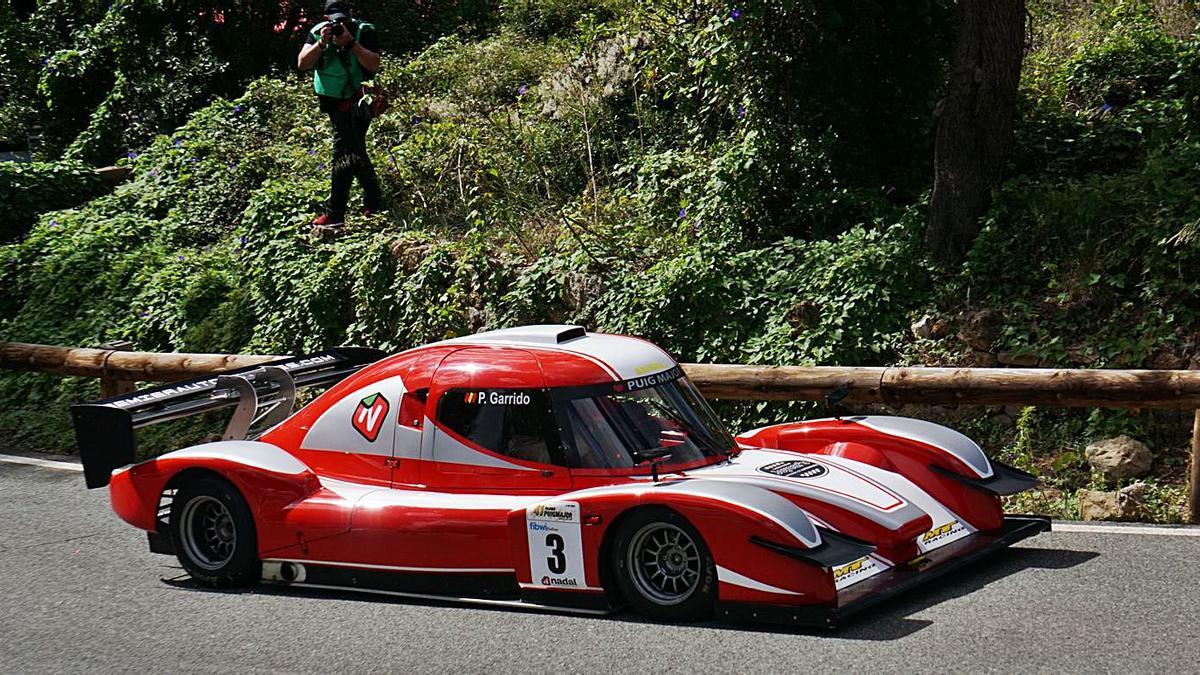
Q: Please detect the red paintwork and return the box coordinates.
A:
[105,330,1016,613]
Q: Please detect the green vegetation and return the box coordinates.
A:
[0,0,495,161]
[2,0,1199,521]
[0,160,104,239]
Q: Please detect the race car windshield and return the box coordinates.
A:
[554,367,736,470]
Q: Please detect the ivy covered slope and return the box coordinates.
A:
[0,161,105,240]
[2,1,1200,521]
[0,0,496,164]
[912,5,1200,521]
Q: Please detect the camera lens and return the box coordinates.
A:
[330,23,344,36]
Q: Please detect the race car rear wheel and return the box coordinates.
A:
[611,508,715,621]
[169,475,260,587]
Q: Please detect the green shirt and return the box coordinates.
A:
[307,21,377,100]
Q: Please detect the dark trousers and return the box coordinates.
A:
[324,106,383,219]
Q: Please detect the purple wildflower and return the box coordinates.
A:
[1099,102,1114,113]
[307,148,317,155]
[517,84,528,96]
[178,255,186,261]
[317,162,326,171]
[239,235,247,249]
[730,8,741,20]
[189,157,199,163]
[233,104,244,114]
[126,151,138,160]
[41,57,50,66]
[678,208,687,219]
[139,310,148,318]
[48,220,58,228]
[173,139,183,148]
[737,105,746,118]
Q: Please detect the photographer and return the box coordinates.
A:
[297,0,384,228]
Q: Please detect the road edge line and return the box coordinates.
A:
[1053,522,1200,537]
[0,453,83,472]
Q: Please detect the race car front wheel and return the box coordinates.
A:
[169,475,261,587]
[611,507,716,621]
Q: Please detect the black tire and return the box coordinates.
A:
[610,507,716,621]
[169,476,261,587]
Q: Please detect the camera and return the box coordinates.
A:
[329,22,345,37]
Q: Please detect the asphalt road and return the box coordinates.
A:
[2,457,1199,674]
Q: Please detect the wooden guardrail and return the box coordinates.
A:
[2,340,1198,523]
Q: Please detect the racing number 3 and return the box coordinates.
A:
[546,533,567,574]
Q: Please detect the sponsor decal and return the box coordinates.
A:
[617,366,685,393]
[466,390,532,406]
[832,555,883,590]
[758,459,828,479]
[833,558,865,580]
[540,575,578,587]
[530,503,577,522]
[634,361,670,375]
[351,392,390,442]
[920,520,965,547]
[528,522,554,532]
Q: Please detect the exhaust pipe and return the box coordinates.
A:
[262,560,307,584]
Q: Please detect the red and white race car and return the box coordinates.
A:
[73,325,1048,627]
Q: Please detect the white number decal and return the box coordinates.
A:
[526,502,585,589]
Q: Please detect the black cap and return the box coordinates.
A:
[324,0,351,21]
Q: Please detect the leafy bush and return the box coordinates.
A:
[1064,15,1180,109]
[940,138,1200,371]
[500,0,629,39]
[593,220,930,367]
[0,161,105,240]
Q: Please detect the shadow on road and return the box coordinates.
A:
[828,546,1099,641]
[157,545,1099,642]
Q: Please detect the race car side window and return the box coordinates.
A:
[437,389,566,466]
[398,388,427,429]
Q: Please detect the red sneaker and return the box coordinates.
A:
[312,213,343,226]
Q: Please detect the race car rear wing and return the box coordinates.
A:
[70,347,386,488]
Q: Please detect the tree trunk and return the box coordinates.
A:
[926,0,1026,264]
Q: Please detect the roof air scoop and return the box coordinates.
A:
[556,326,587,343]
[453,325,589,345]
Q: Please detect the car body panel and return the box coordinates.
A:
[91,326,1047,627]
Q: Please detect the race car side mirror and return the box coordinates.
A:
[399,389,428,429]
[825,385,851,420]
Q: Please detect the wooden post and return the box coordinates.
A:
[1190,410,1200,525]
[94,165,132,188]
[98,341,136,399]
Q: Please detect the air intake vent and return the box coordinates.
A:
[556,326,587,343]
[451,325,590,346]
